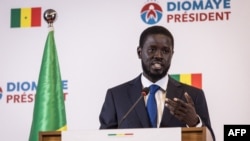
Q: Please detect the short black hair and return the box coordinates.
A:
[139,25,174,49]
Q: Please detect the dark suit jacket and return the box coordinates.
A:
[99,74,215,141]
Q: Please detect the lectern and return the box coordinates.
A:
[39,127,213,141]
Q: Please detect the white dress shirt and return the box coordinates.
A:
[141,74,168,127]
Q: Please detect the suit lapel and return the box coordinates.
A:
[160,76,185,127]
[128,75,151,127]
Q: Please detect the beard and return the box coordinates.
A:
[141,61,170,81]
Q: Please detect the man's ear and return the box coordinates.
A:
[137,46,142,59]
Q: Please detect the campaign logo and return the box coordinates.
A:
[0,87,3,100]
[3,80,69,104]
[140,1,163,25]
[140,0,232,24]
[165,0,232,23]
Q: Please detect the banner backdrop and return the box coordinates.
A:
[1,0,250,141]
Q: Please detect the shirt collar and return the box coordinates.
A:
[141,73,168,91]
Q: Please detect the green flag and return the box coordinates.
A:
[29,28,67,141]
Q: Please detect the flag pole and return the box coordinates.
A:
[29,9,67,141]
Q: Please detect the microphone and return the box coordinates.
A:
[118,87,149,128]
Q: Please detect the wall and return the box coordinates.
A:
[1,0,249,140]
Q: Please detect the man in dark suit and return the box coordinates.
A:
[99,25,215,141]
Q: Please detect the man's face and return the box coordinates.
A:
[137,34,174,82]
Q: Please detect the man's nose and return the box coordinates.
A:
[154,49,163,58]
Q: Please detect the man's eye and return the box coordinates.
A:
[163,48,170,53]
[148,48,155,52]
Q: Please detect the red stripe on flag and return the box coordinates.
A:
[31,7,41,27]
[191,73,202,89]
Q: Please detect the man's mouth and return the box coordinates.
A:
[152,63,162,69]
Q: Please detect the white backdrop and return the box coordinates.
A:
[1,0,250,141]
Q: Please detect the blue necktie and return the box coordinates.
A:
[147,84,160,128]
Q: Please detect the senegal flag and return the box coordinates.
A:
[170,73,202,89]
[10,7,41,28]
[29,27,67,141]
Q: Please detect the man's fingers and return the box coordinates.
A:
[184,92,194,105]
[166,98,187,115]
[165,98,175,110]
[165,93,198,126]
[165,98,176,107]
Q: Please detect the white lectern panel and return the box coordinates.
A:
[62,128,181,141]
